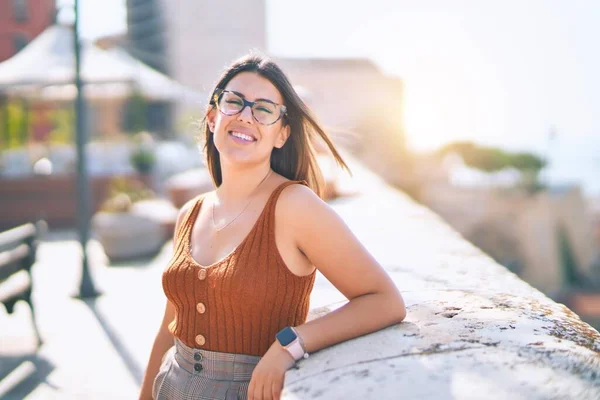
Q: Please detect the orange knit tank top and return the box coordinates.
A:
[162,180,316,356]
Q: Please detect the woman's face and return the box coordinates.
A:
[207,72,290,167]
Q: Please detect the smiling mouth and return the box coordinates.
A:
[229,130,257,142]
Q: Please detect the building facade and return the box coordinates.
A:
[158,0,267,93]
[155,0,406,170]
[126,0,168,73]
[0,0,55,62]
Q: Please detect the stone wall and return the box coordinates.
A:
[283,164,600,399]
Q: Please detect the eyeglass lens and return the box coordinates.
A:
[218,92,280,125]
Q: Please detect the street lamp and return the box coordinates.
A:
[73,0,100,299]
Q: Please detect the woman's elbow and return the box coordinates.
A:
[384,290,407,324]
[395,295,407,323]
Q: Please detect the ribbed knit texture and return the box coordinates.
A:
[162,180,316,357]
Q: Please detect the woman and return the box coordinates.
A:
[139,54,406,400]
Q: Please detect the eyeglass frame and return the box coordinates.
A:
[212,88,288,126]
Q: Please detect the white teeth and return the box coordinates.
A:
[231,131,254,141]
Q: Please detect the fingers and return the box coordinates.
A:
[248,374,264,400]
[262,375,272,400]
[248,375,257,400]
[271,376,283,400]
[248,373,282,400]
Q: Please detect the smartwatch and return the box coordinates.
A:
[275,327,308,361]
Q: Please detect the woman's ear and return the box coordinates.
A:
[206,107,217,132]
[274,125,290,149]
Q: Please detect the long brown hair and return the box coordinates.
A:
[201,54,350,198]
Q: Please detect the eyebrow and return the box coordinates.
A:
[230,90,278,105]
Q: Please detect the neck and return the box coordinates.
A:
[216,161,272,203]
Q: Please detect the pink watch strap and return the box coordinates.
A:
[285,340,305,361]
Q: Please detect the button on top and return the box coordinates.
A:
[196,302,206,314]
[194,352,203,361]
[195,334,206,346]
[197,269,207,280]
[194,363,203,372]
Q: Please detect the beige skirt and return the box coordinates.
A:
[152,338,262,400]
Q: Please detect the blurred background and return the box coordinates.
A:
[1,0,599,398]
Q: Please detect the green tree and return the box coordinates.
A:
[48,106,75,144]
[4,100,29,148]
[557,226,580,287]
[510,152,547,172]
[439,141,546,174]
[122,90,147,134]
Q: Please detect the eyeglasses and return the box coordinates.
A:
[213,89,287,126]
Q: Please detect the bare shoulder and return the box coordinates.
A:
[279,182,325,210]
[276,182,358,267]
[276,182,336,227]
[174,192,212,234]
[176,197,196,226]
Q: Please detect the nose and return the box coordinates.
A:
[237,103,254,124]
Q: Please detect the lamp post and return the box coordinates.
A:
[73,0,100,299]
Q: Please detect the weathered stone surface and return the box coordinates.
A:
[285,164,600,399]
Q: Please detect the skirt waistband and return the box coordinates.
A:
[173,338,261,382]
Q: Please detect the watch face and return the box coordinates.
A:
[276,327,297,346]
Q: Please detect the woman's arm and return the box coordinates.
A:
[283,184,406,352]
[287,185,406,350]
[248,185,406,399]
[138,199,195,399]
[138,300,177,400]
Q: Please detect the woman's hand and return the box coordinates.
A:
[248,341,295,400]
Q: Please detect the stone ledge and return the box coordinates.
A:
[284,164,600,399]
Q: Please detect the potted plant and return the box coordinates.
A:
[92,177,164,261]
[130,131,156,176]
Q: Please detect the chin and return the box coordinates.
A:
[215,138,273,167]
[219,148,268,168]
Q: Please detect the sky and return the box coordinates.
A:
[268,1,600,149]
[57,0,599,192]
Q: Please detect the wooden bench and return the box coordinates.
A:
[0,221,45,347]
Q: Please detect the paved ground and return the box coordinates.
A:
[0,229,166,399]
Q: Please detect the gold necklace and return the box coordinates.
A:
[211,169,272,233]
